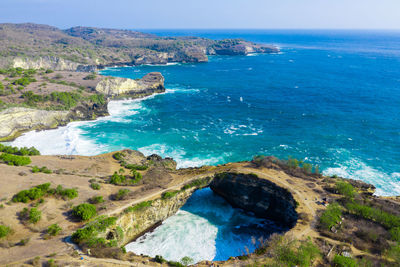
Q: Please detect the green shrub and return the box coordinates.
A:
[386,244,400,262]
[161,190,179,200]
[88,93,105,105]
[55,185,78,199]
[181,178,210,190]
[345,201,400,229]
[302,163,313,174]
[49,91,81,109]
[389,227,400,241]
[109,172,126,185]
[31,166,52,174]
[168,261,185,267]
[114,189,130,201]
[72,203,97,221]
[90,182,101,190]
[26,208,41,223]
[155,255,166,264]
[47,224,62,236]
[31,166,40,173]
[332,255,357,267]
[336,181,356,198]
[12,76,36,86]
[124,201,152,213]
[0,153,31,166]
[0,225,11,238]
[71,216,117,246]
[45,69,54,74]
[131,170,142,184]
[112,152,125,161]
[287,157,300,168]
[89,195,104,204]
[319,203,342,229]
[270,236,320,267]
[180,256,194,266]
[12,183,50,203]
[125,163,148,171]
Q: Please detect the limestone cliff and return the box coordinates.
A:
[106,188,196,246]
[0,107,70,141]
[207,39,279,56]
[210,172,298,227]
[12,56,97,72]
[0,102,108,141]
[95,72,165,97]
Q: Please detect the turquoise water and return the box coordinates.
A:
[11,30,400,196]
[125,188,284,262]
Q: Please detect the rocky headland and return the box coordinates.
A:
[0,23,279,71]
[0,69,164,141]
[0,149,399,267]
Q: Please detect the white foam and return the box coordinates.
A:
[125,210,218,263]
[323,149,400,196]
[10,121,104,156]
[137,143,224,168]
[9,92,165,156]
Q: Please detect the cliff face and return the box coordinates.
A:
[0,107,70,141]
[12,56,97,72]
[107,188,196,246]
[0,102,108,141]
[0,72,164,141]
[0,23,279,70]
[207,40,279,56]
[95,72,165,97]
[210,172,298,227]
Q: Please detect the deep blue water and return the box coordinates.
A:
[12,30,400,196]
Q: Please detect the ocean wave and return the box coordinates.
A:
[323,149,400,196]
[10,121,105,156]
[223,123,263,136]
[137,143,224,168]
[125,209,218,262]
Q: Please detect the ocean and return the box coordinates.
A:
[125,187,285,262]
[11,30,400,196]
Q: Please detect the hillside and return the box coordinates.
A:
[0,23,279,70]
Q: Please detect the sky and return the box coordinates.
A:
[0,0,400,30]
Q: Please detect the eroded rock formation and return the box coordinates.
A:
[210,172,298,227]
[95,72,165,97]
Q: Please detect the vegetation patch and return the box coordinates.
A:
[90,182,101,190]
[181,178,211,190]
[113,189,131,201]
[0,144,40,156]
[31,165,52,174]
[12,183,77,203]
[89,195,104,204]
[319,203,342,230]
[20,207,42,224]
[47,224,62,236]
[332,255,357,267]
[161,190,180,200]
[124,200,153,213]
[0,224,11,238]
[0,153,31,166]
[71,216,117,248]
[72,203,97,221]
